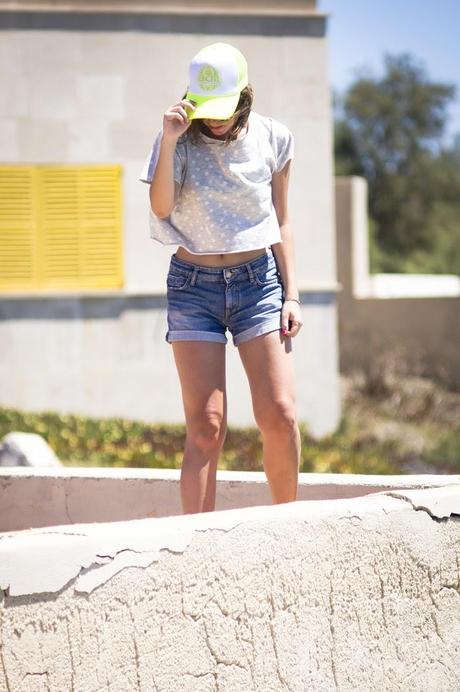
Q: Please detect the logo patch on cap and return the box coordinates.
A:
[198,65,221,92]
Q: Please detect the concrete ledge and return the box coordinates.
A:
[0,10,327,35]
[0,0,321,16]
[369,273,460,299]
[1,486,459,690]
[2,467,460,531]
[0,283,341,300]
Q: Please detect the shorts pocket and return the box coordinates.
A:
[253,262,280,287]
[166,270,192,290]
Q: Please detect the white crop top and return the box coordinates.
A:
[139,110,294,254]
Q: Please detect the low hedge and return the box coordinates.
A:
[0,407,404,474]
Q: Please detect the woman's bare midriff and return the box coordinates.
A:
[175,245,269,268]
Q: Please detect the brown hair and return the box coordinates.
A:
[184,84,254,146]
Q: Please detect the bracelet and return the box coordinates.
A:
[284,298,301,305]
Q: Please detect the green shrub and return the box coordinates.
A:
[425,429,460,472]
[0,406,402,474]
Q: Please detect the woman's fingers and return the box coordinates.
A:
[166,114,186,127]
[283,321,302,338]
[287,320,303,337]
[171,102,196,120]
[281,305,303,338]
[166,106,188,123]
[163,100,196,134]
[180,99,197,111]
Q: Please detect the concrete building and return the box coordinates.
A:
[335,177,460,389]
[0,0,341,436]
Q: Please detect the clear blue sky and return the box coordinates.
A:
[319,0,460,146]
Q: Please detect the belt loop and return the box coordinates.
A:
[246,262,255,284]
[190,267,199,286]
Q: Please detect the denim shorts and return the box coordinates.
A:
[165,248,285,346]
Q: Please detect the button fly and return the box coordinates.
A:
[224,269,232,279]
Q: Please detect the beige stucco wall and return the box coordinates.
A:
[1,484,459,691]
[0,290,341,436]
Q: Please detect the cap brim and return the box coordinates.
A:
[186,91,240,120]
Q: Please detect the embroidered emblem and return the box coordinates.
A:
[198,65,221,91]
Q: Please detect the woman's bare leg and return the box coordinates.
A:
[171,341,227,514]
[237,330,300,503]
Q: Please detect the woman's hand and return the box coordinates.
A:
[281,300,303,338]
[163,99,196,141]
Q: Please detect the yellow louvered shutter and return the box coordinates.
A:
[0,164,123,292]
[0,166,38,289]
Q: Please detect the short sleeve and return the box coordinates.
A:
[270,119,294,173]
[139,130,186,185]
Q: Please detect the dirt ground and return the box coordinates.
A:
[341,372,460,474]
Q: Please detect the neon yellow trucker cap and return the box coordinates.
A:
[185,42,249,121]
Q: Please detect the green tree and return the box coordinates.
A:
[334,53,460,273]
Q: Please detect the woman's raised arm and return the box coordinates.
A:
[149,99,195,218]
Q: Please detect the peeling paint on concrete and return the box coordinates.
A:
[76,550,161,593]
[384,484,460,519]
[0,510,246,596]
[0,516,196,596]
[0,488,450,597]
[0,532,95,595]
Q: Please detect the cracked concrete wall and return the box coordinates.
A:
[1,486,459,691]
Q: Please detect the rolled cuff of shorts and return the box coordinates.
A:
[165,329,228,344]
[233,318,281,346]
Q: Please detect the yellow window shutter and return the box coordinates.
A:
[0,166,38,290]
[0,164,123,292]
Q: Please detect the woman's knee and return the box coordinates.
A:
[255,398,298,435]
[186,410,227,452]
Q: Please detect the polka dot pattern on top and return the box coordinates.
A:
[139,111,294,255]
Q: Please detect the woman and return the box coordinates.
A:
[140,42,303,514]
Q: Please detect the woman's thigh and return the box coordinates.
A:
[237,331,297,426]
[171,341,227,429]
